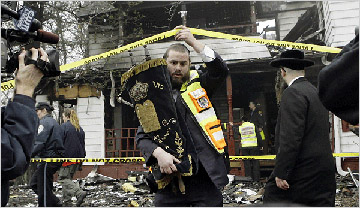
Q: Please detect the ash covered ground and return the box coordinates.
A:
[6,172,359,207]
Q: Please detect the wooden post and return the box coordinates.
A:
[226,74,245,176]
[250,1,257,34]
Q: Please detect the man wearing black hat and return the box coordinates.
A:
[30,102,65,207]
[263,50,336,206]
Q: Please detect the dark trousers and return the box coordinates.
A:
[1,179,10,207]
[154,164,223,207]
[263,178,292,204]
[30,162,62,207]
[242,148,260,182]
[264,173,336,207]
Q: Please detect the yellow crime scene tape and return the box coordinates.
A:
[30,152,358,163]
[1,28,342,91]
[1,80,15,92]
[190,28,342,54]
[30,157,145,163]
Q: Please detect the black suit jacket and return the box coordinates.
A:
[272,77,335,204]
[250,108,265,129]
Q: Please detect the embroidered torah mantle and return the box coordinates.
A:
[121,58,186,159]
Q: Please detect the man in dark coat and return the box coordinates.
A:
[249,101,265,132]
[318,34,359,125]
[1,48,45,206]
[135,25,229,206]
[249,101,266,143]
[263,50,336,206]
[30,102,65,207]
[58,108,87,207]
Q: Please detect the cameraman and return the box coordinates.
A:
[1,47,46,206]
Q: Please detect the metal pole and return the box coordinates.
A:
[179,4,187,26]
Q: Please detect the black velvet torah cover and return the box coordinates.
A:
[122,58,187,160]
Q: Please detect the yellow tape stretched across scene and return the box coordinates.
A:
[30,157,145,163]
[0,30,176,92]
[30,152,359,163]
[190,28,341,53]
[1,27,342,91]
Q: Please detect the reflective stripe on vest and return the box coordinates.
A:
[180,70,226,153]
[260,130,265,141]
[239,122,258,147]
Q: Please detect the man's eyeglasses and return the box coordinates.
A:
[281,67,287,73]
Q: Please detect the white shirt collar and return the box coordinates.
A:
[288,76,304,86]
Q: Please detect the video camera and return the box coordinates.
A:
[1,3,60,77]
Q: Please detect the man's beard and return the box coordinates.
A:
[171,71,190,90]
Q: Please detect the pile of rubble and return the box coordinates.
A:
[7,169,155,207]
[223,176,265,206]
[6,170,359,207]
[335,173,359,207]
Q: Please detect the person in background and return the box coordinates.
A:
[239,116,263,182]
[249,101,266,142]
[263,49,336,206]
[58,108,87,207]
[30,102,65,207]
[1,48,45,206]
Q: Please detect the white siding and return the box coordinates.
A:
[276,1,316,40]
[103,38,271,70]
[321,1,359,47]
[77,93,105,165]
[278,10,308,40]
[339,129,359,153]
[334,116,359,153]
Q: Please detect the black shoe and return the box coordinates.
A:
[76,191,87,207]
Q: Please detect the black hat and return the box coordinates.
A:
[35,102,54,111]
[270,49,314,70]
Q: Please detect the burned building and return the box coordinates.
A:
[31,1,358,178]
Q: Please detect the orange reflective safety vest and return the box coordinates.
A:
[239,122,258,147]
[180,70,227,153]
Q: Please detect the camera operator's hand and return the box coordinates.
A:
[15,48,46,97]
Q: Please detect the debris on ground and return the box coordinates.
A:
[6,173,359,207]
[83,164,119,185]
[223,176,265,206]
[335,173,359,207]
